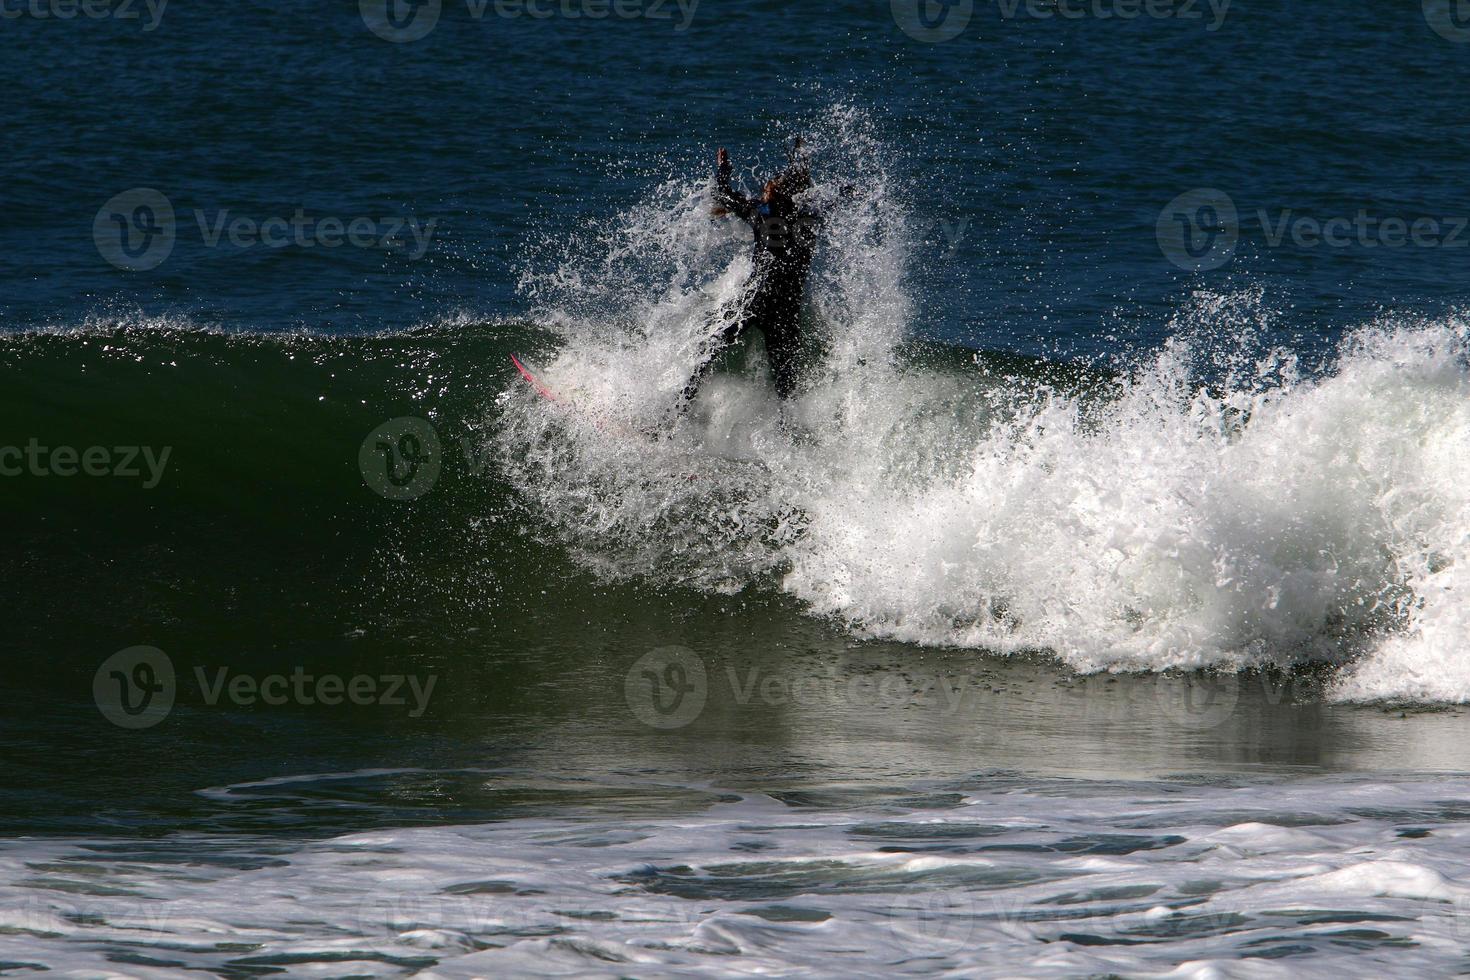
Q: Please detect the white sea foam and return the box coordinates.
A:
[499,107,1470,704]
[8,772,1470,976]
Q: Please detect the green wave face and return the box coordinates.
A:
[2,321,546,655]
[10,303,1470,713]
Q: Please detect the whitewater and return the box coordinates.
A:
[495,110,1470,706]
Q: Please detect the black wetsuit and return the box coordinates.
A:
[685,154,820,401]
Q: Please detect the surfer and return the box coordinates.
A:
[682,138,827,403]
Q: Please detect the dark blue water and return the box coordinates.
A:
[8,1,1470,357]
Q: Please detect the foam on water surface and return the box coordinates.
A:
[9,771,1470,976]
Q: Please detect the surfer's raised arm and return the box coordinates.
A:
[712,147,756,223]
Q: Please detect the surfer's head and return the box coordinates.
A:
[762,168,811,204]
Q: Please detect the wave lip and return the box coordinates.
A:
[500,111,1470,707]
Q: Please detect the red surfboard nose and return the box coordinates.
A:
[510,353,558,402]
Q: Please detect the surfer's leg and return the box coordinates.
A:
[765,336,798,399]
[679,309,745,404]
[762,309,803,399]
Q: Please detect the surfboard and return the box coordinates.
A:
[509,353,706,479]
[510,352,635,437]
[510,353,559,402]
[505,353,773,484]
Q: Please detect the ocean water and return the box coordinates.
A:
[9,1,1470,975]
